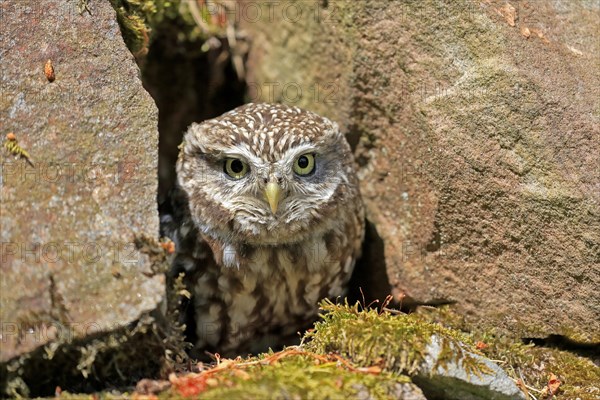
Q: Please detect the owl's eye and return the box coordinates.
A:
[293,153,315,176]
[224,158,249,179]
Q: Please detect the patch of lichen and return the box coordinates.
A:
[304,300,487,377]
[417,306,600,399]
[164,353,412,399]
[108,0,225,57]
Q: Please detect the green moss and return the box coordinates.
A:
[108,0,156,56]
[29,300,597,399]
[108,0,227,57]
[476,334,600,399]
[164,353,411,400]
[152,301,498,399]
[304,300,488,377]
[36,300,598,399]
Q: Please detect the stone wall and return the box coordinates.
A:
[239,0,600,341]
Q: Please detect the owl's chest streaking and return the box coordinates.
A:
[187,230,357,356]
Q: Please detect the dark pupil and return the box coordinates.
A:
[230,159,244,173]
[298,156,309,169]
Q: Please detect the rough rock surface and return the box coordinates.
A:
[413,335,525,400]
[0,0,163,395]
[241,0,600,341]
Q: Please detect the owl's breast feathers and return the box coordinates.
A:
[168,186,364,356]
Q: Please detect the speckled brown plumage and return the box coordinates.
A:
[163,103,364,357]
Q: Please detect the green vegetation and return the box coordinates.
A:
[108,0,227,56]
[167,351,412,400]
[304,300,487,377]
[32,301,598,399]
[154,300,491,399]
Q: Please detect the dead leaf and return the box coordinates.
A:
[357,365,382,375]
[540,373,561,398]
[131,395,158,400]
[520,26,531,38]
[205,378,219,387]
[547,373,561,395]
[169,372,208,397]
[476,341,489,350]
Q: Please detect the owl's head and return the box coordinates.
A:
[176,103,358,246]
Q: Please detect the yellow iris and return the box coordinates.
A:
[293,153,315,176]
[224,158,249,179]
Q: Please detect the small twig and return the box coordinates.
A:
[382,307,403,315]
[227,22,245,81]
[379,295,393,314]
[359,287,367,311]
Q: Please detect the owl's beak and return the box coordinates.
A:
[264,182,282,214]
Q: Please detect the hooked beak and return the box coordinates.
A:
[264,182,282,214]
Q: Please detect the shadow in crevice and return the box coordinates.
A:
[347,219,457,314]
[347,220,394,307]
[523,335,600,365]
[400,298,457,314]
[138,28,249,362]
[139,32,247,210]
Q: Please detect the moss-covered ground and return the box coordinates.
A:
[42,300,599,399]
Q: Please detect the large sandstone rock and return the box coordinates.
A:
[240,0,600,341]
[0,0,166,395]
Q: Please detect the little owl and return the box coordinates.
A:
[164,103,365,357]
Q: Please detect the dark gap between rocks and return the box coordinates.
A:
[347,220,394,306]
[523,335,600,366]
[135,20,247,359]
[139,35,247,208]
[113,2,400,359]
[1,313,166,398]
[347,220,456,315]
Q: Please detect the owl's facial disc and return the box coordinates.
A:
[177,103,353,245]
